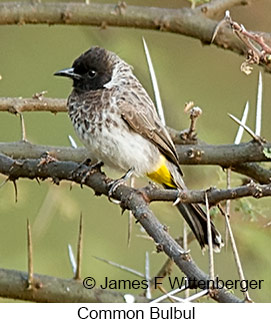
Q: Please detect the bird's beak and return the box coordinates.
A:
[54,68,82,80]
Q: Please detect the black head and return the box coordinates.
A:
[54,46,114,91]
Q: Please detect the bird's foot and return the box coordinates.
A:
[108,167,135,204]
[71,159,104,184]
[172,188,183,206]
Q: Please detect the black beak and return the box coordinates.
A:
[54,68,82,80]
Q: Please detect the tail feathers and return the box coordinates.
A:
[176,203,223,252]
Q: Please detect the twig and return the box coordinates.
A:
[182,105,202,141]
[150,284,188,303]
[205,193,215,285]
[218,206,252,302]
[255,71,263,137]
[213,10,271,72]
[184,289,208,302]
[93,256,145,278]
[225,169,231,250]
[74,214,83,280]
[226,100,250,248]
[0,97,67,113]
[27,219,34,290]
[228,113,262,143]
[127,175,135,247]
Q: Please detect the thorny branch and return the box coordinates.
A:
[0,1,270,71]
[212,10,271,74]
[0,0,270,304]
[0,152,242,303]
[1,138,271,184]
[0,268,148,303]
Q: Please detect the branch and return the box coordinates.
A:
[1,151,270,205]
[0,97,67,113]
[1,139,271,184]
[232,162,271,184]
[0,152,241,303]
[0,1,269,71]
[201,0,249,17]
[146,181,271,205]
[0,268,148,303]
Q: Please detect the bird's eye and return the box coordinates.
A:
[88,70,97,79]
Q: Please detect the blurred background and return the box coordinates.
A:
[0,0,270,302]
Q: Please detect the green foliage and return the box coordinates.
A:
[234,198,266,222]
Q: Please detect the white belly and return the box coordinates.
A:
[76,111,160,176]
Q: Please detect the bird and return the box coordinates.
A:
[54,46,223,251]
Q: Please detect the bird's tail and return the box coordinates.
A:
[148,155,223,251]
[175,201,223,252]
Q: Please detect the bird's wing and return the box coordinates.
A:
[119,97,182,173]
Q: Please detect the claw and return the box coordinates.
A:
[172,188,182,206]
[71,159,104,184]
[108,168,135,203]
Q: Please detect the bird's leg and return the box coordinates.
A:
[108,167,135,203]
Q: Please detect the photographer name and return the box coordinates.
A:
[97,276,263,293]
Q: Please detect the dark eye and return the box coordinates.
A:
[88,70,97,79]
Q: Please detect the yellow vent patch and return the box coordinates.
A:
[147,155,176,188]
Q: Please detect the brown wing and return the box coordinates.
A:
[118,95,182,174]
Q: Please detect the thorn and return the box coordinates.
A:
[211,10,231,43]
[255,71,263,137]
[228,113,262,143]
[211,19,226,43]
[183,222,188,252]
[68,244,77,275]
[127,176,135,247]
[225,169,231,252]
[35,177,41,185]
[12,180,18,203]
[205,193,215,285]
[218,205,252,301]
[142,37,165,126]
[93,255,145,278]
[234,101,250,144]
[150,285,188,303]
[184,289,208,302]
[68,135,78,148]
[0,178,8,189]
[19,113,27,141]
[27,219,34,290]
[74,213,83,280]
[145,252,152,299]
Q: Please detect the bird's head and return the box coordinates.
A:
[54,46,116,91]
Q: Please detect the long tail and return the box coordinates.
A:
[176,201,223,252]
[149,156,223,251]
